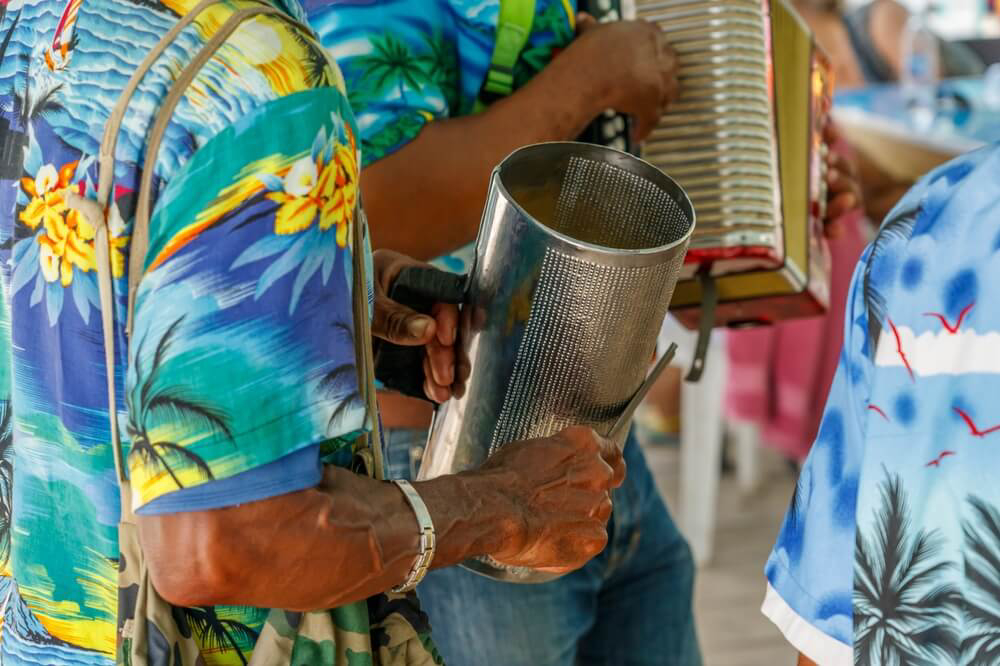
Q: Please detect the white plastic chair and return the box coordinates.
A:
[658,318,727,566]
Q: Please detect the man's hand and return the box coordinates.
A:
[565,14,680,141]
[823,122,863,238]
[141,425,628,611]
[472,426,626,573]
[359,14,680,260]
[371,249,458,403]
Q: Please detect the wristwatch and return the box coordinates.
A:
[390,479,436,593]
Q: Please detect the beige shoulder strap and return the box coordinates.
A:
[351,209,384,480]
[96,0,220,210]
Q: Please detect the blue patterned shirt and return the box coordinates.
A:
[764,144,1000,666]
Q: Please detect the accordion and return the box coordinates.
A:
[631,0,834,328]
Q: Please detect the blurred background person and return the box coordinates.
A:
[797,0,983,221]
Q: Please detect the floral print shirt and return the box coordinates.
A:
[764,145,1000,666]
[0,0,378,663]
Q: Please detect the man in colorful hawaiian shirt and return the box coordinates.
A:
[763,144,1000,666]
[0,0,626,663]
[306,2,701,664]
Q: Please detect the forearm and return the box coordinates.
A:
[798,654,817,666]
[140,465,521,611]
[361,53,606,259]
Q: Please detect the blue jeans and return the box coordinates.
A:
[384,428,702,666]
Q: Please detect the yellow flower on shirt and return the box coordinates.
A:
[20,162,97,286]
[264,125,358,247]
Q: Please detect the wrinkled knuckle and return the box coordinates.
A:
[591,529,610,555]
[566,425,597,448]
[386,310,410,339]
[600,499,614,522]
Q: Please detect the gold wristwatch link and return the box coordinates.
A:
[390,479,436,593]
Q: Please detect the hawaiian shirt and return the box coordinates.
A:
[305,0,576,274]
[763,144,1000,666]
[0,0,381,663]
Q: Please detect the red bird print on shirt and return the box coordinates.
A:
[868,404,890,421]
[888,318,914,380]
[954,407,1000,438]
[923,302,975,334]
[926,451,956,468]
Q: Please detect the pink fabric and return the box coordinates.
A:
[725,209,868,462]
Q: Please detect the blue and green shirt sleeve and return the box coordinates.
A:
[127,87,371,513]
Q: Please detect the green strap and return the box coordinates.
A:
[474,0,537,111]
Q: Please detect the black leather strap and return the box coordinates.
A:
[685,269,717,384]
[374,266,468,400]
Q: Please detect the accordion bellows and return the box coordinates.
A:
[635,0,834,327]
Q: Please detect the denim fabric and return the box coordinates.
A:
[384,428,702,666]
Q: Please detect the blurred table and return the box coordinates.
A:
[958,37,1000,65]
[832,78,1000,181]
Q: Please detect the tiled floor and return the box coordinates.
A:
[643,441,799,666]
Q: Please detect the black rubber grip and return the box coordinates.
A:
[374,266,468,400]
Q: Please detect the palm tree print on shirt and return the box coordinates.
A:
[355,34,428,105]
[420,32,459,113]
[318,320,363,437]
[0,6,27,180]
[180,606,259,665]
[854,472,960,665]
[286,27,336,91]
[961,496,1000,663]
[863,206,919,358]
[0,400,13,568]
[126,316,232,488]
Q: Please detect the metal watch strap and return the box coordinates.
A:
[390,479,436,593]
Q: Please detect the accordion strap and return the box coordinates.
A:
[684,269,716,384]
[475,0,537,109]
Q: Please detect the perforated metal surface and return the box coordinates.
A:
[418,143,695,583]
[636,0,782,270]
[488,154,689,453]
[550,156,693,251]
[489,248,681,454]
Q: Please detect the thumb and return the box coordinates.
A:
[373,294,436,346]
